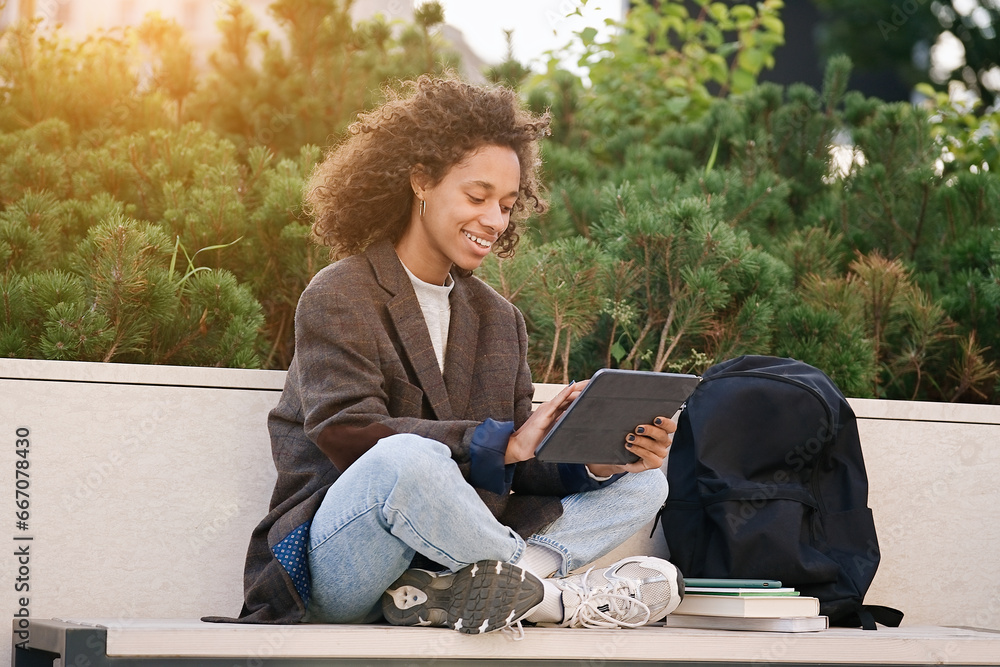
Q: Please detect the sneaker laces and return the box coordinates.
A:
[557,567,652,629]
[500,620,527,641]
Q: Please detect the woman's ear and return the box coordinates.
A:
[410,165,431,199]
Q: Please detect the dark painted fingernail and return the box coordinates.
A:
[636,426,645,434]
[654,417,663,425]
[627,434,636,443]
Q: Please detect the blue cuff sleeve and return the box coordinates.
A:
[469,419,516,495]
[557,463,626,493]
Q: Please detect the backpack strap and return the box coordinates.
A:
[858,605,905,630]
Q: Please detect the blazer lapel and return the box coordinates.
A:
[443,276,478,418]
[368,242,454,421]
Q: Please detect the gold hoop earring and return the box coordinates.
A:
[419,199,426,217]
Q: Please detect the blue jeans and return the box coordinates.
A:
[305,434,669,623]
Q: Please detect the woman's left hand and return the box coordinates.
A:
[505,380,589,464]
[586,416,676,478]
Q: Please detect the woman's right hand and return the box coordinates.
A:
[504,380,589,464]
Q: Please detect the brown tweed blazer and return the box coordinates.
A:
[226,240,569,624]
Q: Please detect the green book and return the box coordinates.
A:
[683,578,783,588]
[684,587,800,596]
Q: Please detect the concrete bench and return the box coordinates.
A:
[3,358,999,666]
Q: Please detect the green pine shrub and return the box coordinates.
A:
[0,2,456,369]
[1,1,997,402]
[1,214,264,365]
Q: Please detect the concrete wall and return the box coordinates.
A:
[2,359,998,667]
[1,360,282,667]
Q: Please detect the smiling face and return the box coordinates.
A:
[395,144,521,285]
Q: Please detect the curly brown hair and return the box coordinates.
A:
[305,76,550,259]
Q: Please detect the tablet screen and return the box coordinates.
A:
[533,369,700,465]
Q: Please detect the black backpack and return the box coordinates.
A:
[659,355,902,629]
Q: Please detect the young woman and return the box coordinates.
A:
[236,76,683,634]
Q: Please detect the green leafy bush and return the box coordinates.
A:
[507,45,999,402]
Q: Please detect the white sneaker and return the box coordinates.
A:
[553,556,684,628]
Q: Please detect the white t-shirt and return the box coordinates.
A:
[401,263,454,373]
[400,262,611,480]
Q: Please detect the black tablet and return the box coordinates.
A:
[533,369,701,465]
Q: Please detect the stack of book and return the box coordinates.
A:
[663,578,829,632]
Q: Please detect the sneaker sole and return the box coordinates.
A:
[381,560,543,634]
